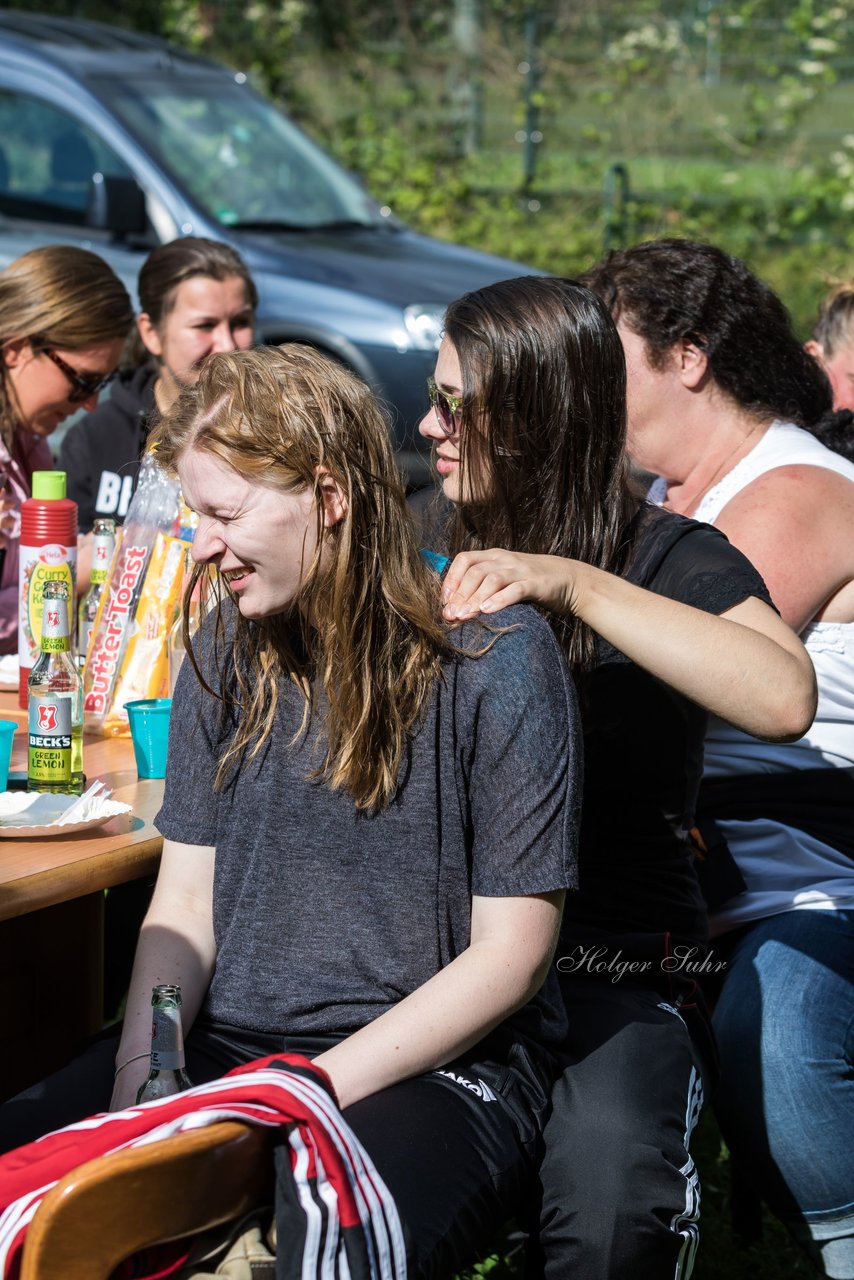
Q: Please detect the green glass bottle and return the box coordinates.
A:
[137,984,193,1103]
[27,579,83,794]
[78,517,116,671]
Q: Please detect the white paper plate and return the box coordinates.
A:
[0,790,132,837]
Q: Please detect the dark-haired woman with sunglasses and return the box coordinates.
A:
[0,245,133,653]
[419,275,817,1279]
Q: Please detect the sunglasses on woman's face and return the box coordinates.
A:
[427,376,466,437]
[43,349,117,404]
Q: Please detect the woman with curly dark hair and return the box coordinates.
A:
[581,239,854,1279]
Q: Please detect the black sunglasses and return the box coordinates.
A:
[427,376,468,436]
[42,349,117,404]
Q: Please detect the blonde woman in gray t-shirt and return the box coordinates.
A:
[0,343,581,1280]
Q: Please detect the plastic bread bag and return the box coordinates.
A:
[101,531,192,736]
[83,453,180,730]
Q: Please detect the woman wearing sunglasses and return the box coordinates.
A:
[0,244,133,653]
[419,276,817,1279]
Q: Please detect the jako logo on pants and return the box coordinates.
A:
[435,1069,497,1101]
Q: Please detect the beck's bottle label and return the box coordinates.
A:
[28,696,73,783]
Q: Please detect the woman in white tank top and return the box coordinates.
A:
[586,240,854,1280]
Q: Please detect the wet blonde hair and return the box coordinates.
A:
[150,343,451,811]
[0,245,133,448]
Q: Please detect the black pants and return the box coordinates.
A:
[526,979,713,1280]
[0,1020,543,1280]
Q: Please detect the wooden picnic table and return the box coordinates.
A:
[0,693,164,1099]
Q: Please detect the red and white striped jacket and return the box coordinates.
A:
[0,1054,406,1280]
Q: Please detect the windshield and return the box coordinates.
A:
[95,75,384,230]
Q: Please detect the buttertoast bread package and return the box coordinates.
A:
[102,531,191,735]
[83,454,183,734]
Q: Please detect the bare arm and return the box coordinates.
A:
[442,549,816,741]
[76,531,93,595]
[110,838,217,1109]
[313,890,565,1110]
[713,465,854,633]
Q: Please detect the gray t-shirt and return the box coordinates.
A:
[156,604,580,1056]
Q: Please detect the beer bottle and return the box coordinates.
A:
[27,580,83,794]
[137,984,192,1103]
[78,517,116,671]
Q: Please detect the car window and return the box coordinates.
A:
[96,75,383,230]
[0,90,134,225]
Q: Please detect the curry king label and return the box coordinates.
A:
[18,550,76,665]
[28,696,73,782]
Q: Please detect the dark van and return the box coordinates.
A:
[0,11,537,481]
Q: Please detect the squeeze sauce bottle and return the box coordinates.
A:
[18,471,78,707]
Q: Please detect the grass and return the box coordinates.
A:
[453,1110,816,1280]
[466,149,815,201]
[691,1111,815,1279]
[287,45,854,334]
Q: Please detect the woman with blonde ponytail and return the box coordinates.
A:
[0,244,132,650]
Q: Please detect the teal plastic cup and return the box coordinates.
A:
[124,699,172,779]
[0,718,16,790]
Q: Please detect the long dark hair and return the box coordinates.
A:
[582,238,832,427]
[445,275,639,673]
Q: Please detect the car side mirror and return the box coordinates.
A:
[85,173,147,236]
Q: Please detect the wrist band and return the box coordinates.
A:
[114,1051,149,1079]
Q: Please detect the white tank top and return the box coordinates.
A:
[652,421,854,931]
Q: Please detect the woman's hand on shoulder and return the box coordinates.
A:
[442,548,584,621]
